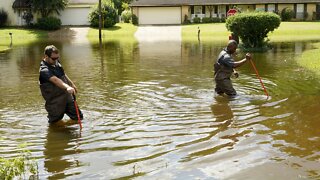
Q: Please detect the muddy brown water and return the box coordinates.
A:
[0,38,319,179]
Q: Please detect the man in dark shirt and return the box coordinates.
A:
[39,45,83,125]
[214,40,252,96]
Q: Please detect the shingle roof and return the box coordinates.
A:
[130,0,320,6]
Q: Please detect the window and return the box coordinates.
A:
[267,4,275,12]
[194,6,202,14]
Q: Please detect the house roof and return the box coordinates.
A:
[130,0,320,6]
[12,0,31,9]
[68,0,97,4]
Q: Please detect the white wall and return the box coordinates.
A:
[139,7,181,25]
[0,0,25,26]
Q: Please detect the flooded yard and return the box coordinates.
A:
[0,33,319,179]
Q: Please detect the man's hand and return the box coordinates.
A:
[66,86,76,94]
[234,71,239,78]
[245,53,252,61]
[71,84,78,93]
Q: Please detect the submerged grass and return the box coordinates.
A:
[0,28,47,52]
[297,42,320,76]
[87,23,138,43]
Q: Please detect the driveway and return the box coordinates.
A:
[134,25,181,42]
[48,27,89,44]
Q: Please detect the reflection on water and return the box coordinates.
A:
[44,126,81,179]
[0,37,320,179]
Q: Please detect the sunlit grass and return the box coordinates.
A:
[0,28,47,52]
[269,22,320,42]
[182,23,229,43]
[182,22,320,43]
[87,23,138,43]
[297,42,320,76]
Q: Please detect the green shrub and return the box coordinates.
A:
[36,17,61,30]
[226,12,281,48]
[22,11,34,27]
[0,9,8,27]
[89,2,117,28]
[201,17,221,23]
[121,10,132,23]
[183,15,191,24]
[202,17,212,23]
[0,143,38,180]
[281,8,294,21]
[193,17,201,23]
[212,17,221,23]
[131,14,138,25]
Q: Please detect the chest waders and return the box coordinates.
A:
[214,51,236,96]
[40,75,74,123]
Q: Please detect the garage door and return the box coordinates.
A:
[60,7,91,26]
[139,7,181,25]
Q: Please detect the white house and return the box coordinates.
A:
[1,0,97,26]
[59,0,97,26]
[130,0,320,25]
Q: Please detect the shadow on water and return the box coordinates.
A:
[44,126,81,179]
[0,37,320,179]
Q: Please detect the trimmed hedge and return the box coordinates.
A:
[202,17,221,23]
[226,12,281,48]
[193,17,201,23]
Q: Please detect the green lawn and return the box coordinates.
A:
[182,22,320,43]
[87,23,138,43]
[268,22,320,42]
[182,23,229,43]
[0,28,47,52]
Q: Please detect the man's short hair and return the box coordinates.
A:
[44,45,59,57]
[227,40,238,47]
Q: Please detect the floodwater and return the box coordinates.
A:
[0,32,320,179]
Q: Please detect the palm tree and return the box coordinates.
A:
[31,0,68,18]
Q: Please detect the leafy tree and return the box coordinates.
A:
[226,12,281,49]
[121,10,132,23]
[31,0,68,18]
[116,0,133,15]
[89,0,117,28]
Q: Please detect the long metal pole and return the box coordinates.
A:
[249,59,269,97]
[72,95,83,130]
[99,0,102,42]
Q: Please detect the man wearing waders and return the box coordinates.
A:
[214,40,252,96]
[39,45,83,125]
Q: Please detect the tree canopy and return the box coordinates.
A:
[31,0,68,18]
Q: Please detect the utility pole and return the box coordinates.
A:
[99,0,102,43]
